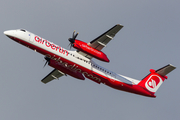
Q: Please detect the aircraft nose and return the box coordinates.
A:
[4,30,15,37]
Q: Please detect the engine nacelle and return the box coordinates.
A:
[48,59,85,80]
[73,40,109,62]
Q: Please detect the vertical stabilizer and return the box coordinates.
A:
[138,64,176,94]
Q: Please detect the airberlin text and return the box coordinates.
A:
[46,54,101,82]
[34,36,68,56]
[81,44,101,55]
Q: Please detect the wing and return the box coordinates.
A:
[88,24,123,50]
[41,69,65,84]
[77,24,123,59]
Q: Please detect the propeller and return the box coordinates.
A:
[68,31,78,49]
[43,56,50,68]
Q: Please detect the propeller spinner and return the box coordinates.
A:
[68,31,78,49]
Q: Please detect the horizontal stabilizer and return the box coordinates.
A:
[156,64,176,77]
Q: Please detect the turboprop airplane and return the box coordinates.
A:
[4,24,176,97]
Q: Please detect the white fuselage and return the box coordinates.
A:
[4,29,131,84]
[5,29,158,97]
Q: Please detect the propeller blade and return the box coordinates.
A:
[73,31,75,38]
[70,44,72,49]
[74,32,78,39]
[43,61,48,68]
[68,31,79,49]
[43,56,50,68]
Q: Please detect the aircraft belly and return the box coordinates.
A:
[103,79,155,97]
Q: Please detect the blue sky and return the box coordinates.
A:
[0,0,180,119]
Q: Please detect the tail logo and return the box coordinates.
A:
[147,79,157,88]
[145,75,163,93]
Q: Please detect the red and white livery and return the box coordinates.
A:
[4,24,176,97]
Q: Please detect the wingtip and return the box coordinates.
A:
[116,24,124,27]
[169,64,176,69]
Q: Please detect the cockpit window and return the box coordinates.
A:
[20,29,26,32]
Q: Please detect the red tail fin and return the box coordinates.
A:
[138,64,176,94]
